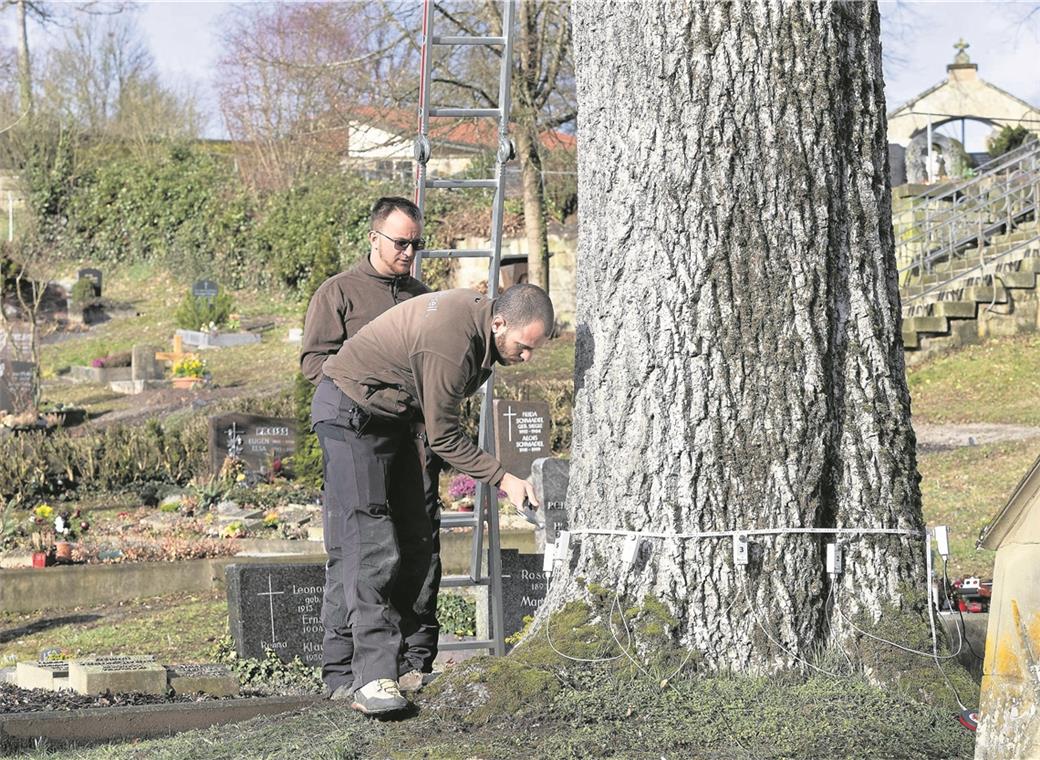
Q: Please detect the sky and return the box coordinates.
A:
[2,1,1039,145]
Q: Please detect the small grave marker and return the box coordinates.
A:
[208,413,297,477]
[77,267,102,298]
[0,330,35,415]
[68,655,167,695]
[493,400,550,480]
[532,457,570,546]
[166,663,240,697]
[15,661,70,691]
[192,279,219,301]
[225,563,325,665]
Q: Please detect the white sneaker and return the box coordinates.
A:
[351,678,408,715]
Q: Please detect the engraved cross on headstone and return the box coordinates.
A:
[257,574,284,645]
[503,405,517,443]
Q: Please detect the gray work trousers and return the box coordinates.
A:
[312,378,440,692]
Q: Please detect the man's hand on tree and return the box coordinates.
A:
[499,472,538,509]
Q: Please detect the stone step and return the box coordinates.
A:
[902,330,920,350]
[964,285,1009,303]
[901,315,948,334]
[997,271,1037,289]
[931,301,977,319]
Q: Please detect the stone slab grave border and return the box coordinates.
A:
[68,655,167,696]
[0,695,319,748]
[175,328,262,350]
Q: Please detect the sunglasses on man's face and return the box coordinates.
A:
[373,229,426,251]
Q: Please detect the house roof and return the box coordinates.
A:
[977,451,1040,550]
[350,105,575,152]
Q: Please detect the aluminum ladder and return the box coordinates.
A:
[412,0,516,657]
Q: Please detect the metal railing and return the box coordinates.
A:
[896,142,1040,296]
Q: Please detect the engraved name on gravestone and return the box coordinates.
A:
[77,267,102,298]
[500,549,550,644]
[532,457,570,545]
[192,279,219,300]
[208,413,297,476]
[68,655,167,695]
[0,330,34,414]
[493,399,550,480]
[225,563,326,665]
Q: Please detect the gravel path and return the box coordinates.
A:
[914,423,1040,452]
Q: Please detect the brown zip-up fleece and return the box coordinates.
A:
[300,255,429,384]
[320,289,505,485]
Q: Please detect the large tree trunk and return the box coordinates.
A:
[544,0,924,673]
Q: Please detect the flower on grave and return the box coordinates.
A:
[172,356,206,378]
[263,510,279,528]
[236,473,246,482]
[91,358,105,368]
[227,314,241,331]
[448,474,477,501]
[205,320,220,335]
[34,504,54,519]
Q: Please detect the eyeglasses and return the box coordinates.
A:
[373,229,425,251]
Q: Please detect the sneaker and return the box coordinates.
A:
[328,683,356,701]
[351,678,408,715]
[397,669,424,693]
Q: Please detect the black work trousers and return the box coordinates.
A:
[312,378,441,692]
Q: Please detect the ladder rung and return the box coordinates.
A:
[422,249,493,259]
[432,35,505,46]
[441,575,489,588]
[441,513,479,528]
[428,107,500,118]
[439,639,497,651]
[426,178,497,189]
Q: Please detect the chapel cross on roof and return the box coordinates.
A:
[953,38,971,64]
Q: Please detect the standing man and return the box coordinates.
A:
[313,284,553,714]
[301,196,442,702]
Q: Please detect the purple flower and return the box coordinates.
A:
[91,358,105,368]
[448,474,476,500]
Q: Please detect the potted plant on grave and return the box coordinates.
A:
[170,355,207,389]
[447,474,477,512]
[29,504,89,564]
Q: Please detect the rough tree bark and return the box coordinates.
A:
[542,0,925,673]
[15,0,33,119]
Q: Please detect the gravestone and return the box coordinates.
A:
[208,413,297,476]
[493,399,550,480]
[132,344,162,382]
[0,330,34,414]
[531,457,571,547]
[500,549,549,643]
[192,279,219,300]
[166,663,240,696]
[67,655,167,695]
[77,267,102,298]
[15,660,70,691]
[225,563,325,665]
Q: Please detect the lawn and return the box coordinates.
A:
[0,590,227,667]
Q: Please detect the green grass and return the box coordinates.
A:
[917,437,1040,578]
[39,264,303,411]
[907,333,1040,424]
[498,330,575,385]
[0,590,227,667]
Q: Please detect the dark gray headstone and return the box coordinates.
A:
[225,563,325,665]
[888,143,907,187]
[192,279,219,301]
[78,268,102,297]
[208,413,297,476]
[0,359,34,414]
[493,399,550,480]
[131,344,162,382]
[531,457,570,544]
[500,549,549,644]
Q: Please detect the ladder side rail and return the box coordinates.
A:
[413,0,436,281]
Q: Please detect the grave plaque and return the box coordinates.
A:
[15,661,70,691]
[77,267,102,298]
[0,330,34,414]
[192,279,219,301]
[68,655,167,695]
[208,413,297,476]
[532,457,570,545]
[226,563,326,665]
[493,400,550,480]
[500,549,549,644]
[166,663,240,697]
